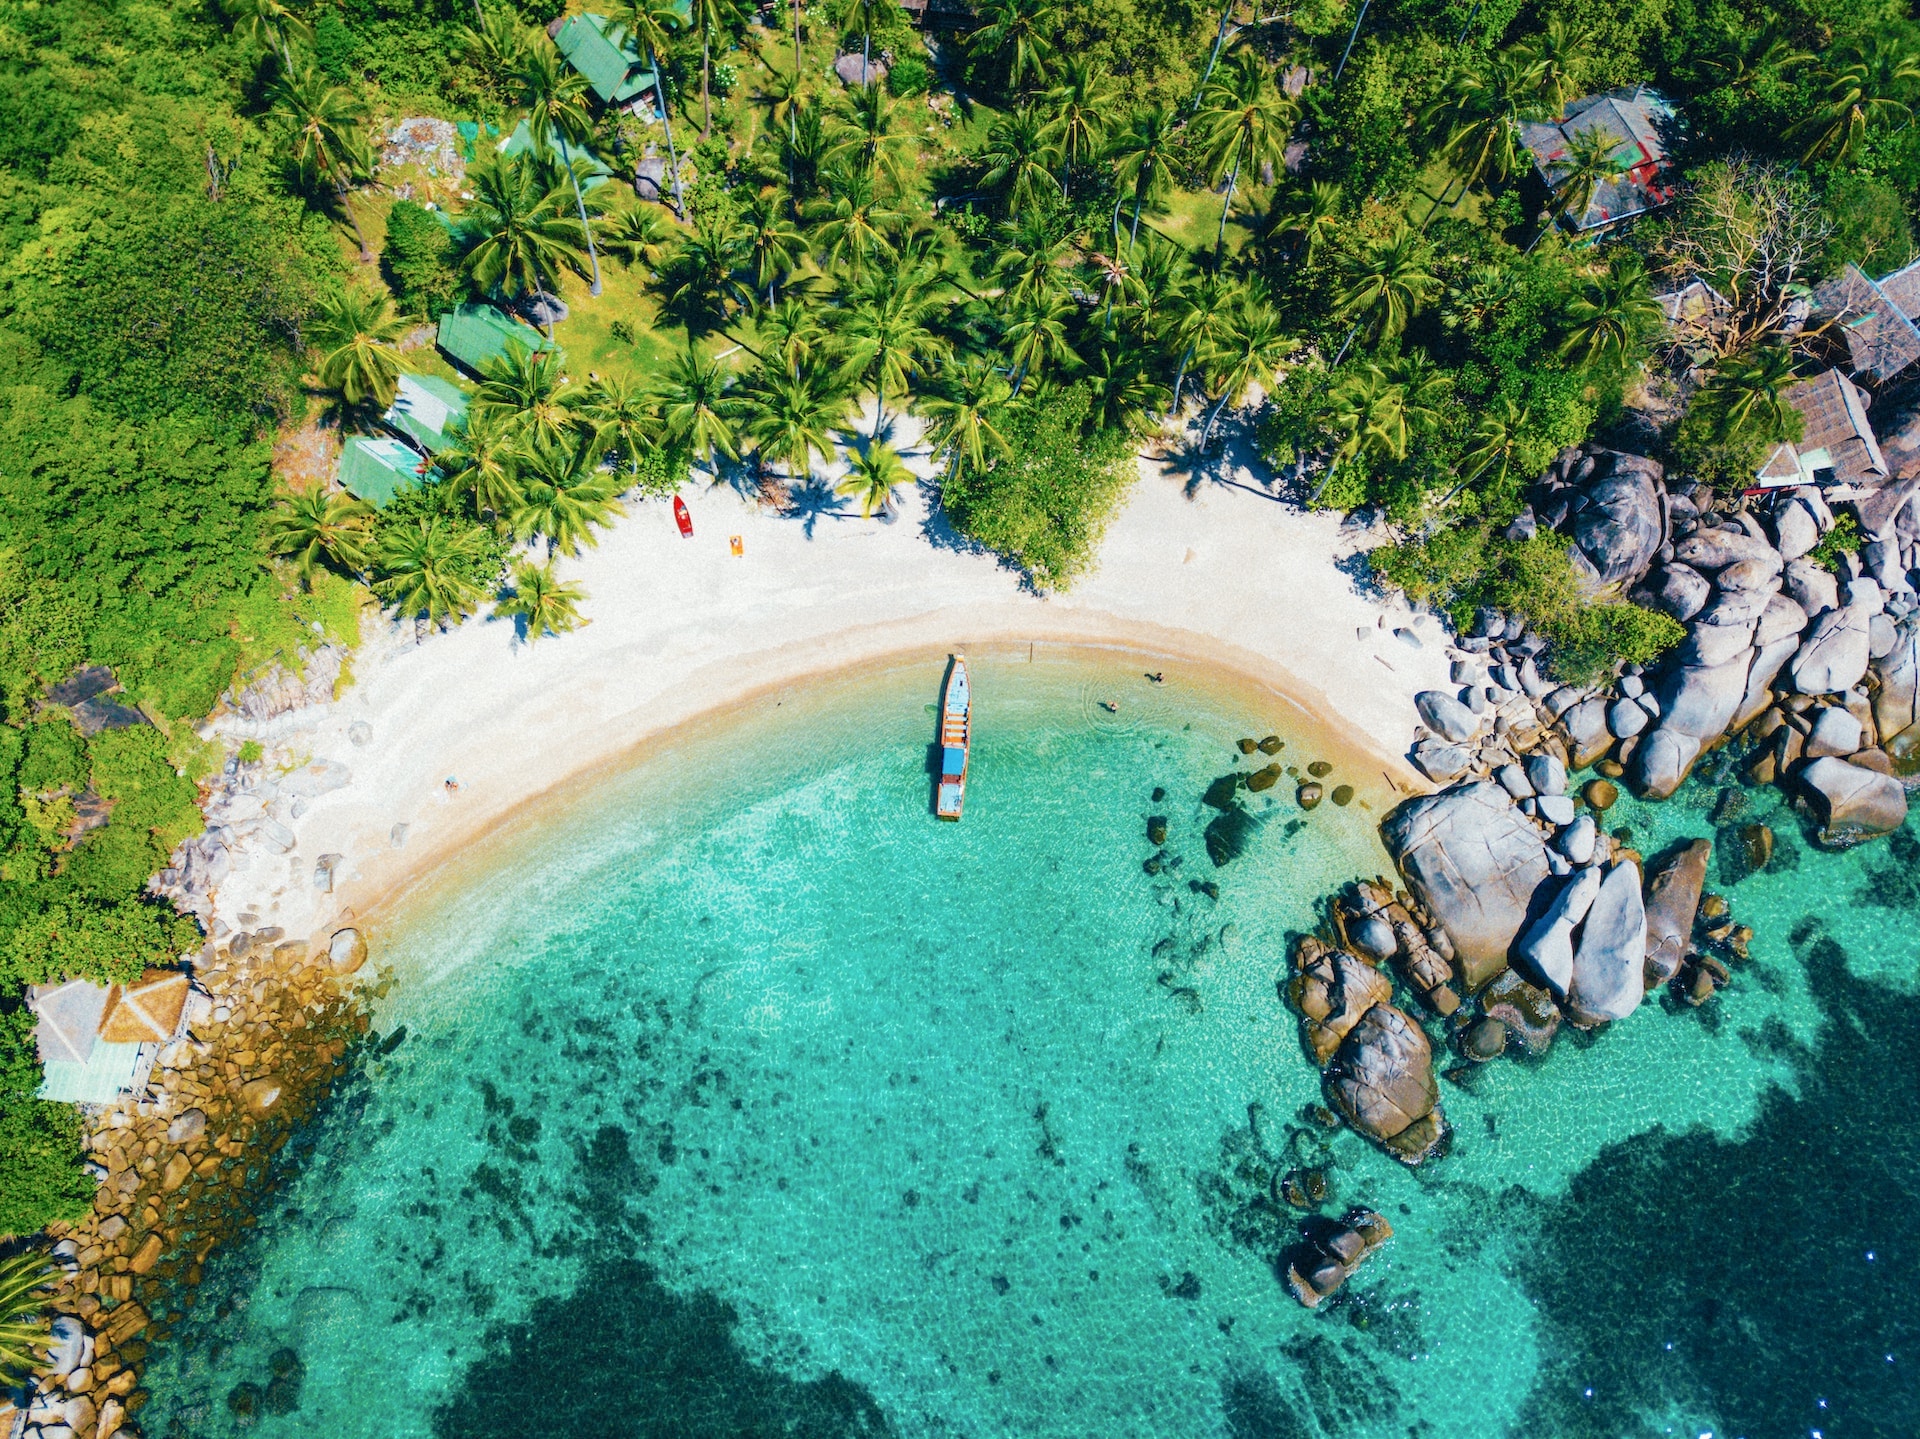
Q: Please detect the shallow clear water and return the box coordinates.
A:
[142,653,1920,1439]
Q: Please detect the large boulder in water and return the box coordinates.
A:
[1515,864,1602,997]
[1288,941,1394,1067]
[1382,783,1551,990]
[1628,725,1705,800]
[1565,859,1647,1025]
[1798,757,1909,846]
[1643,839,1710,989]
[1324,1002,1444,1164]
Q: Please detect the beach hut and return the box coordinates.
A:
[31,971,190,1105]
[339,435,434,507]
[499,119,614,190]
[1812,259,1920,384]
[1755,369,1888,491]
[1520,88,1680,234]
[552,13,657,110]
[436,302,553,377]
[384,373,470,454]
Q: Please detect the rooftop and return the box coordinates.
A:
[339,435,433,507]
[1520,88,1679,233]
[436,302,553,377]
[385,372,470,454]
[498,118,613,189]
[1756,368,1889,490]
[1812,258,1920,383]
[31,970,190,1105]
[553,11,680,107]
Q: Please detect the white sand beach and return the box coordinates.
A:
[205,435,1453,947]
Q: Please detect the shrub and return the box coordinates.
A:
[887,54,930,97]
[1810,512,1862,574]
[382,201,466,320]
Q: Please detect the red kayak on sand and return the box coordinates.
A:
[673,495,693,538]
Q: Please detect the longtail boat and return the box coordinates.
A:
[936,655,970,821]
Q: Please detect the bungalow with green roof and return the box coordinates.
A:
[339,435,435,507]
[553,12,666,111]
[385,373,470,453]
[499,118,613,189]
[436,302,554,377]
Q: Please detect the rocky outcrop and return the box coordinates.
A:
[1285,1208,1394,1308]
[1381,783,1551,989]
[1643,840,1711,988]
[1565,859,1647,1025]
[1798,756,1909,846]
[1789,603,1872,694]
[1533,446,1669,591]
[1288,938,1393,1067]
[1515,864,1602,997]
[1324,1002,1447,1165]
[1478,967,1561,1055]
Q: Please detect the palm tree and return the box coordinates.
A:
[1558,253,1660,369]
[1083,342,1166,435]
[1262,179,1342,267]
[838,440,915,517]
[831,85,912,190]
[1699,345,1800,442]
[1453,393,1533,497]
[1789,34,1920,163]
[440,410,528,523]
[1167,270,1237,414]
[618,0,689,216]
[225,0,312,69]
[265,485,374,585]
[374,516,492,629]
[1043,58,1112,196]
[1511,17,1593,118]
[755,294,832,375]
[269,65,374,260]
[519,39,607,295]
[1337,224,1440,342]
[920,357,1012,478]
[461,7,532,101]
[474,346,579,449]
[991,208,1072,306]
[463,153,591,326]
[498,558,589,640]
[1195,50,1296,255]
[1197,291,1293,448]
[512,438,627,553]
[1535,124,1631,242]
[735,353,854,483]
[757,60,804,185]
[655,215,755,327]
[1421,50,1542,207]
[1085,248,1137,334]
[969,0,1058,95]
[1003,287,1077,392]
[576,371,663,483]
[654,343,741,467]
[691,0,745,136]
[1125,236,1193,349]
[806,167,904,281]
[309,284,411,411]
[600,203,672,269]
[0,1253,55,1385]
[740,192,808,301]
[1327,364,1410,468]
[1108,105,1178,248]
[980,104,1061,216]
[844,269,950,437]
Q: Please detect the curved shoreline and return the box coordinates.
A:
[193,463,1452,953]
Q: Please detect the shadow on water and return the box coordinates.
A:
[1511,917,1920,1439]
[428,1254,893,1439]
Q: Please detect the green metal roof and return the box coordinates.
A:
[384,373,470,453]
[436,302,552,375]
[555,13,656,105]
[499,118,614,189]
[339,435,432,507]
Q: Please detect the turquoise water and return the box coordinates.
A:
[140,652,1920,1439]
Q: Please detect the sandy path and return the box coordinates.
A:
[208,430,1452,946]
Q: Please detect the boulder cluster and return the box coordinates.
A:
[8,934,373,1439]
[1409,443,1912,849]
[1284,1207,1394,1308]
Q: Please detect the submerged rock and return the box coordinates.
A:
[1289,940,1394,1066]
[1324,1002,1444,1163]
[1285,1207,1394,1308]
[1204,806,1260,866]
[1798,757,1909,846]
[1643,839,1710,989]
[1479,968,1562,1055]
[1382,783,1551,990]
